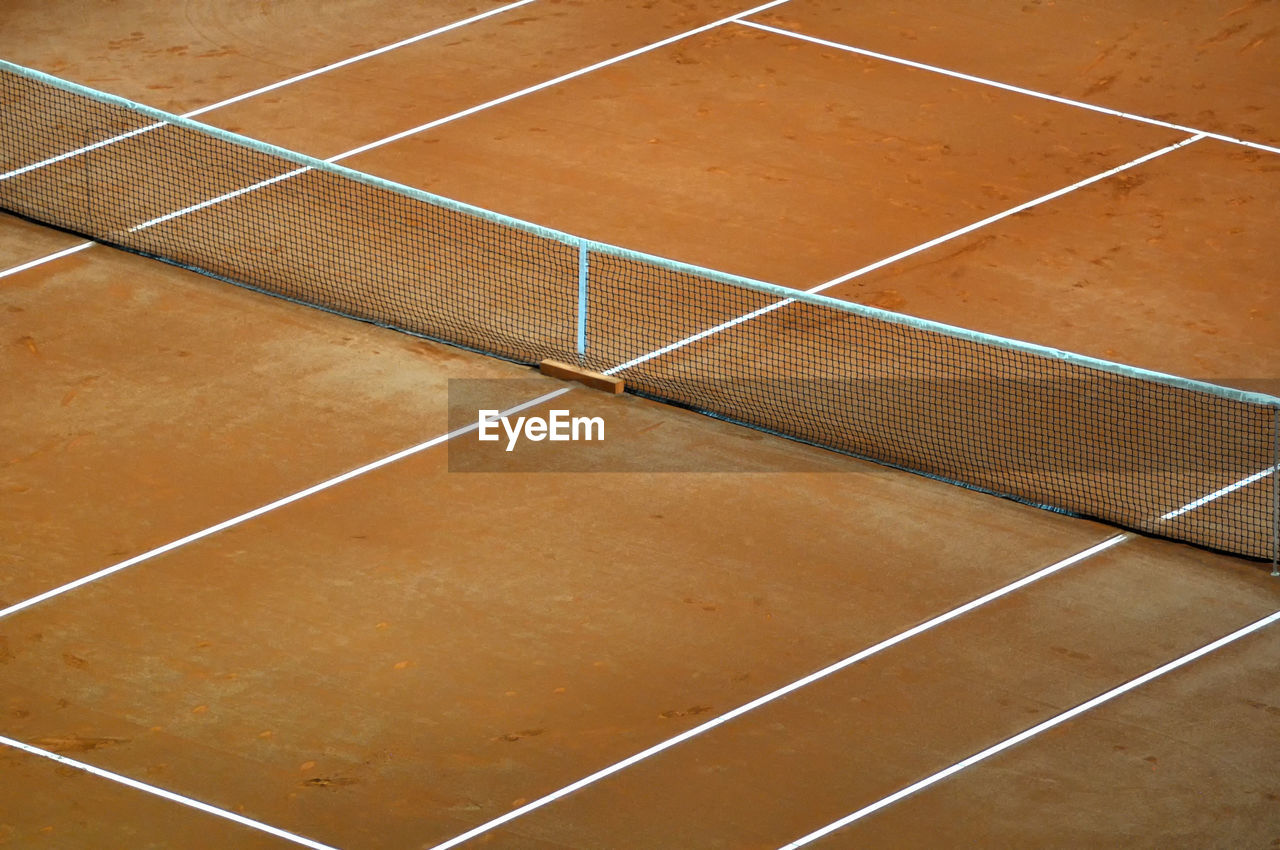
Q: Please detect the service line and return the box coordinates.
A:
[606,133,1204,375]
[735,19,1280,157]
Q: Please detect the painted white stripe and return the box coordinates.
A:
[0,734,339,850]
[0,0,792,597]
[779,609,1280,848]
[423,534,1129,850]
[183,0,538,119]
[0,123,161,183]
[0,241,94,280]
[735,20,1280,157]
[806,135,1203,294]
[603,295,783,376]
[0,0,539,184]
[1160,464,1279,521]
[127,167,310,232]
[605,134,1202,375]
[0,388,570,621]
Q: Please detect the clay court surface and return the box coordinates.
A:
[1,1,1278,848]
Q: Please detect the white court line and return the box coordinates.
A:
[736,20,1280,158]
[761,468,1280,846]
[0,0,538,184]
[128,167,309,232]
[3,5,1267,837]
[0,734,339,850]
[423,534,1130,850]
[1161,464,1279,521]
[0,0,792,278]
[0,241,95,280]
[0,388,569,621]
[779,609,1280,848]
[177,0,539,120]
[426,419,1274,848]
[605,133,1203,375]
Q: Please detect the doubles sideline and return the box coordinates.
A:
[423,534,1131,850]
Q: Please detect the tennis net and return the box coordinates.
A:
[2,60,1277,565]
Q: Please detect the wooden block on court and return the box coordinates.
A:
[539,359,625,394]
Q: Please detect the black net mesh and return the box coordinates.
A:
[2,64,1277,564]
[586,254,1277,561]
[0,69,579,365]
